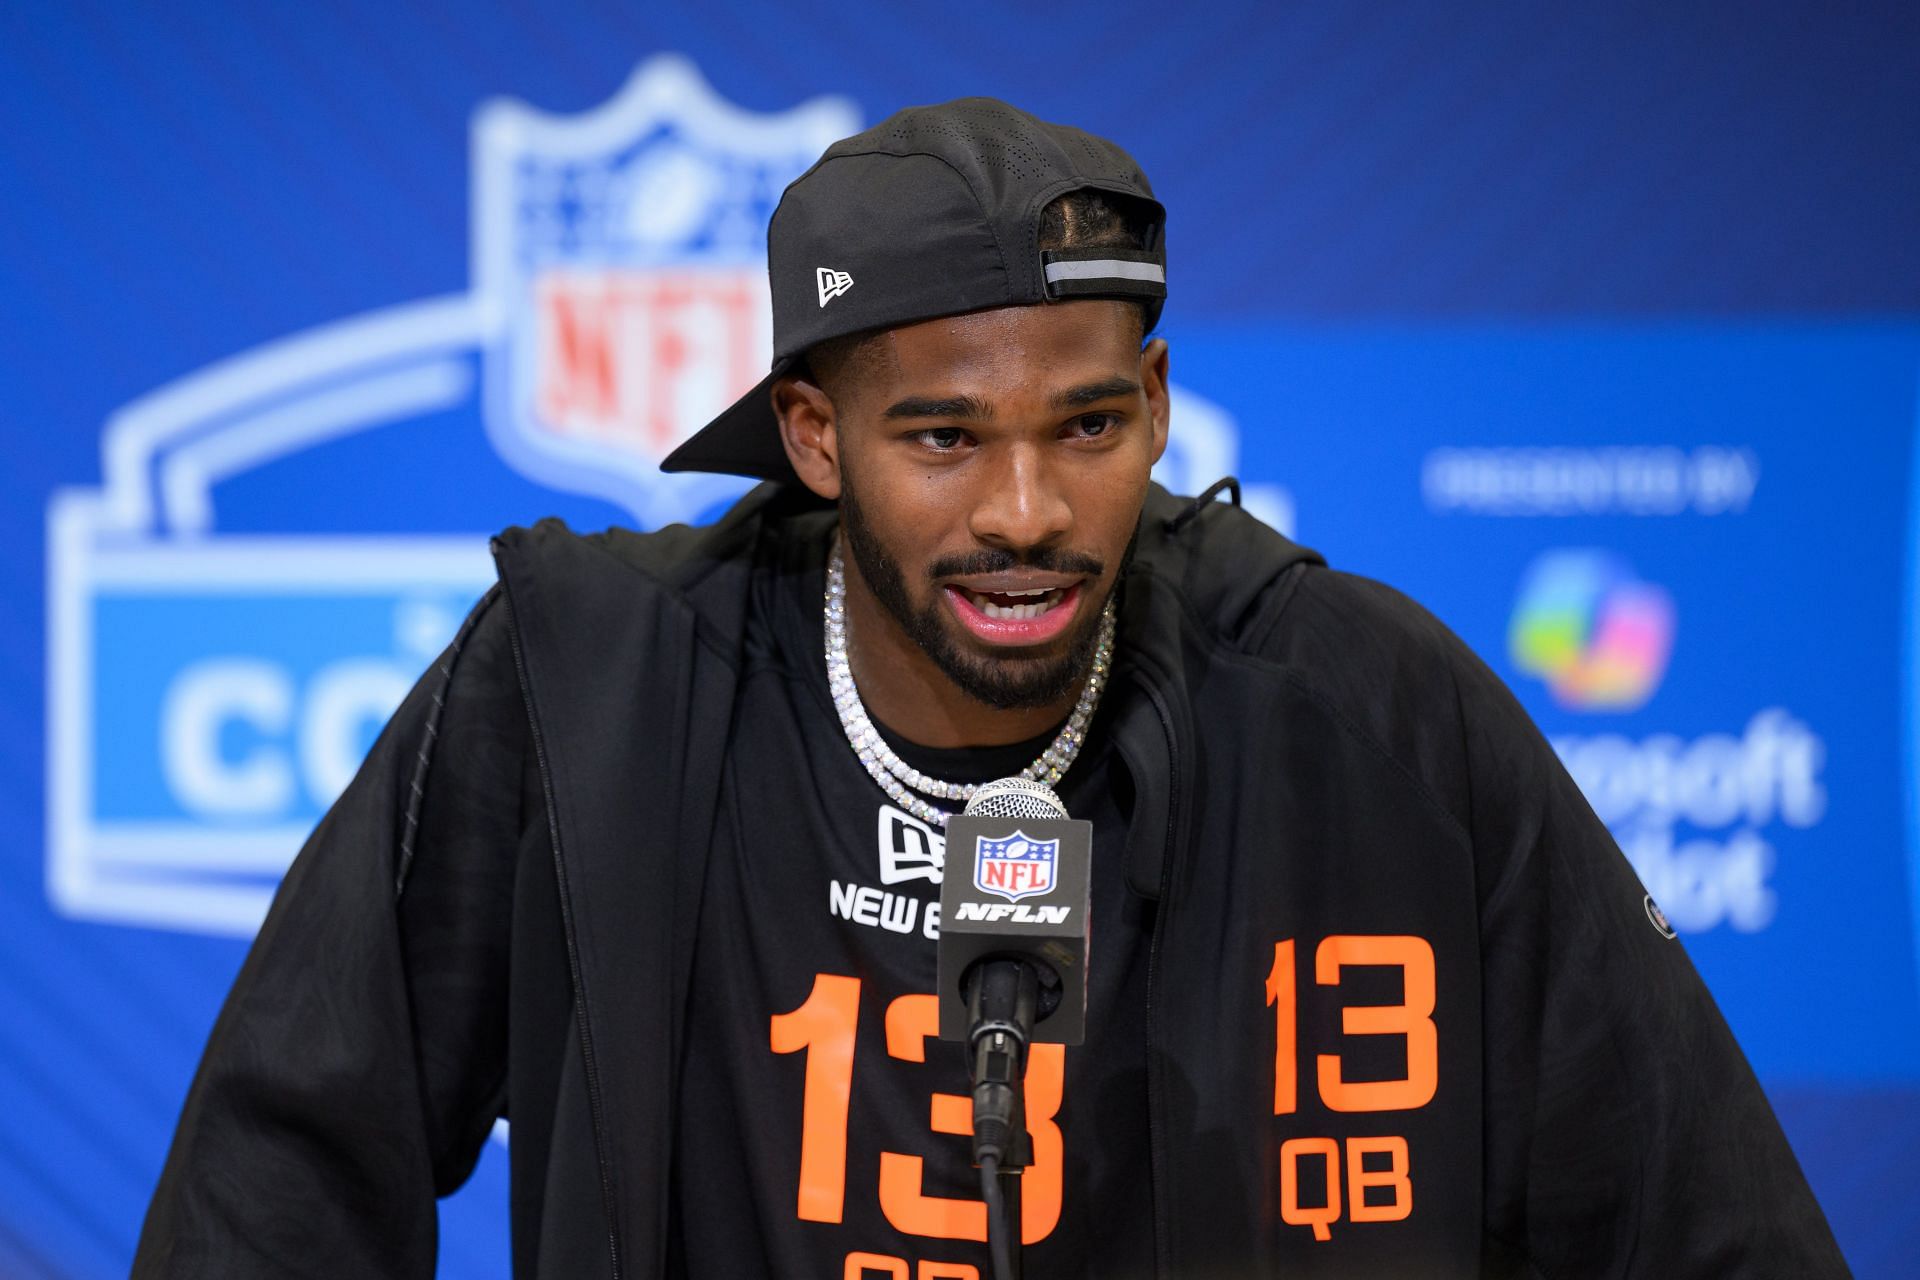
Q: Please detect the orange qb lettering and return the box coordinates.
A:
[1280,1135,1414,1240]
[1347,1136,1412,1223]
[842,1258,978,1280]
[877,993,1065,1244]
[1279,1137,1341,1241]
[1314,935,1438,1112]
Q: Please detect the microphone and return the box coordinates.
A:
[938,777,1092,1121]
[937,777,1092,1280]
[937,777,1093,1050]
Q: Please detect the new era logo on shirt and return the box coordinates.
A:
[816,266,853,307]
[877,804,943,885]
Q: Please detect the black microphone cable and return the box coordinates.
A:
[967,957,1035,1280]
[978,1153,1017,1280]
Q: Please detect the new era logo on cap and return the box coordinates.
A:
[816,266,854,307]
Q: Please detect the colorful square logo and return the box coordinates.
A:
[1510,549,1675,712]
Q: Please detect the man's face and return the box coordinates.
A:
[817,300,1169,710]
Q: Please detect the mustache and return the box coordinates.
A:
[927,546,1106,580]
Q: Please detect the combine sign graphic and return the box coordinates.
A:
[45,58,857,937]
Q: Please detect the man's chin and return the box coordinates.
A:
[939,655,1087,712]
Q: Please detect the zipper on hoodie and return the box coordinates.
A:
[1135,671,1182,1279]
[499,567,624,1279]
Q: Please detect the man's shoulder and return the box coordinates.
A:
[1272,565,1469,682]
[491,483,772,587]
[488,483,828,643]
[1143,490,1499,828]
[1138,486,1462,688]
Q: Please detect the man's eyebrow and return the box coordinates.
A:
[878,378,1140,420]
[882,393,994,420]
[1053,377,1140,409]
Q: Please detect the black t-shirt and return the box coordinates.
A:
[671,531,1156,1279]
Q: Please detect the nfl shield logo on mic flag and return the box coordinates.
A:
[973,831,1059,902]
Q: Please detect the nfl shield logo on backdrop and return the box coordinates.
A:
[974,832,1060,903]
[472,55,857,526]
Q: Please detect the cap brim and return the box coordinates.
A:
[660,356,800,483]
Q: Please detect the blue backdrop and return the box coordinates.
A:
[3,2,1917,1275]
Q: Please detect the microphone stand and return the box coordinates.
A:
[967,961,1038,1280]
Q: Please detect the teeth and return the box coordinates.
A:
[967,587,1065,620]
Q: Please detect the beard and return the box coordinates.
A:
[838,477,1124,712]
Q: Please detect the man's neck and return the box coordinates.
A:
[839,554,1079,750]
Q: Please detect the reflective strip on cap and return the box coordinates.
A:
[1043,258,1167,286]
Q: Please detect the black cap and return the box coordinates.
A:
[660,97,1166,483]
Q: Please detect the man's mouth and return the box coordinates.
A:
[960,585,1069,619]
[943,581,1083,645]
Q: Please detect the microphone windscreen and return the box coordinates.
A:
[963,776,1068,820]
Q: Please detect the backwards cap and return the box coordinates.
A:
[660,97,1166,483]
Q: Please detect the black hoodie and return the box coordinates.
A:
[134,483,1847,1278]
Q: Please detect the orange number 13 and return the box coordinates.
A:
[1266,934,1438,1114]
[770,974,1065,1244]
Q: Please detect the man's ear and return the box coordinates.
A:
[1140,337,1171,466]
[774,371,842,501]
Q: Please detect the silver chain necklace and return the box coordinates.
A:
[825,539,1115,828]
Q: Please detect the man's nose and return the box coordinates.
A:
[967,442,1072,550]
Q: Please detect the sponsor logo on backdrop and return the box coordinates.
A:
[1423,445,1758,517]
[1553,708,1826,935]
[46,58,858,937]
[1510,549,1674,712]
[1506,553,1827,935]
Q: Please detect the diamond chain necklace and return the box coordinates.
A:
[825,539,1115,828]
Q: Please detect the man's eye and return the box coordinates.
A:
[918,427,968,450]
[1069,413,1121,439]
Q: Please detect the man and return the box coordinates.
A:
[135,99,1847,1278]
